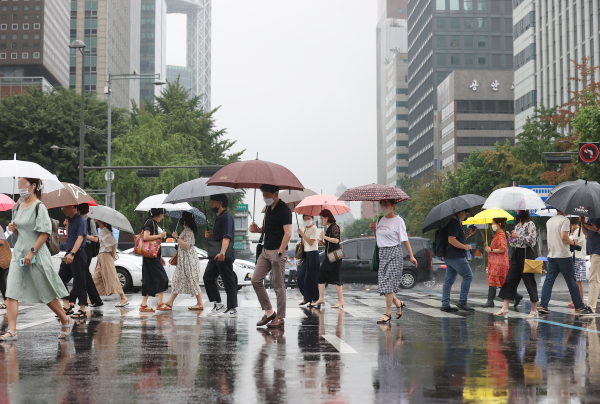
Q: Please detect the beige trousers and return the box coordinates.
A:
[252,249,287,318]
[588,254,600,312]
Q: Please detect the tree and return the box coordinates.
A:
[341,218,374,240]
[405,172,447,238]
[512,105,560,166]
[570,103,600,182]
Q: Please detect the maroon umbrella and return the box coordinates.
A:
[40,182,98,209]
[338,183,410,203]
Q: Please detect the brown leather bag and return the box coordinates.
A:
[169,252,178,266]
[0,240,11,268]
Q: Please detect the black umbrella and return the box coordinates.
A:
[421,194,486,232]
[545,180,600,217]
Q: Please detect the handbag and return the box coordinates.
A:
[370,216,384,272]
[255,209,268,260]
[295,225,307,260]
[208,240,235,261]
[326,224,344,263]
[523,259,543,274]
[169,252,178,266]
[133,219,161,259]
[0,240,11,269]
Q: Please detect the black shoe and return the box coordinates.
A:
[480,300,495,308]
[537,306,551,314]
[440,306,459,313]
[456,303,475,312]
[513,295,523,308]
[576,306,595,317]
[89,302,104,308]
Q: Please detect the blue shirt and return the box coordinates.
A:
[587,218,600,256]
[66,212,87,250]
[445,216,467,260]
[212,210,236,260]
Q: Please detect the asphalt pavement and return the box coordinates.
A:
[1,283,600,403]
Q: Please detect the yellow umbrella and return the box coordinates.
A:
[463,209,514,261]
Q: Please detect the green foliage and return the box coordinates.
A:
[445,149,506,198]
[512,105,560,167]
[341,218,374,240]
[571,104,600,181]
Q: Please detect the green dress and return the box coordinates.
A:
[6,202,68,304]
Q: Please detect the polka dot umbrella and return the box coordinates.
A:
[337,183,411,203]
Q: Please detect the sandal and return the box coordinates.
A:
[115,300,130,307]
[188,305,204,311]
[58,318,74,339]
[156,303,172,311]
[56,306,74,318]
[0,303,6,310]
[0,330,17,341]
[70,310,86,319]
[139,305,155,312]
[377,314,391,324]
[396,301,406,319]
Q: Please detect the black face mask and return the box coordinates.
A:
[211,207,219,214]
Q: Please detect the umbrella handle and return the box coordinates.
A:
[252,187,256,224]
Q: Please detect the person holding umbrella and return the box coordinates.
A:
[93,220,128,307]
[250,184,292,328]
[297,214,320,306]
[139,208,168,312]
[481,218,509,308]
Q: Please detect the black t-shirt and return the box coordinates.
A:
[263,200,292,250]
[445,216,467,259]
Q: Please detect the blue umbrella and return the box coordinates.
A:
[165,207,209,225]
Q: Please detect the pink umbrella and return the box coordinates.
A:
[0,194,15,212]
[338,183,410,203]
[293,194,350,216]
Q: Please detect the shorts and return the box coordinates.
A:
[574,258,587,282]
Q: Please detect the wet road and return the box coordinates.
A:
[1,285,600,403]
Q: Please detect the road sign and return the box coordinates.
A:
[579,142,600,163]
[234,241,244,249]
[234,235,244,240]
[235,204,248,211]
[104,170,114,181]
[519,185,555,202]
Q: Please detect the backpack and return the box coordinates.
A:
[433,225,449,258]
[17,201,60,256]
[86,217,100,257]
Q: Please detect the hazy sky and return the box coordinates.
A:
[166,1,376,220]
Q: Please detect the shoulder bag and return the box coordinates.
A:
[295,226,306,260]
[371,216,383,272]
[0,239,11,269]
[134,219,161,258]
[85,217,100,258]
[17,201,60,256]
[169,252,178,266]
[523,244,542,274]
[326,224,345,263]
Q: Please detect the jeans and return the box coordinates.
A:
[541,257,584,310]
[442,257,473,307]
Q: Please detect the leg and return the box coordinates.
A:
[269,250,287,319]
[203,259,222,304]
[252,251,274,315]
[3,297,18,337]
[71,253,88,313]
[498,255,524,301]
[316,283,326,304]
[577,281,584,304]
[85,269,102,305]
[58,262,73,309]
[441,261,459,307]
[521,273,539,303]
[588,255,600,312]
[0,267,7,301]
[556,258,584,309]
[448,258,473,305]
[141,295,149,307]
[296,262,306,296]
[385,293,394,315]
[166,292,178,306]
[157,292,164,307]
[47,298,71,338]
[540,258,562,309]
[218,259,238,309]
[334,284,345,305]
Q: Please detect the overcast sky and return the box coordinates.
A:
[166,0,376,221]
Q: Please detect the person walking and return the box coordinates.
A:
[93,220,128,307]
[481,218,510,308]
[0,222,9,310]
[568,217,587,308]
[1,177,73,341]
[312,209,347,309]
[287,256,298,290]
[162,211,204,312]
[538,210,594,316]
[369,201,417,323]
[582,216,600,313]
[74,203,103,308]
[249,184,292,328]
[139,208,168,312]
[203,194,238,317]
[296,215,320,306]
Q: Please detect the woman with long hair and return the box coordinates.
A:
[139,208,168,312]
[1,177,73,341]
[297,214,320,306]
[93,220,128,307]
[161,211,203,311]
[481,218,509,307]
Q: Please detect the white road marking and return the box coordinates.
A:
[283,308,307,318]
[16,314,58,330]
[176,299,207,307]
[405,306,462,318]
[321,335,357,353]
[341,306,379,318]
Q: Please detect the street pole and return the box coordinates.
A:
[107,74,112,208]
[79,48,85,188]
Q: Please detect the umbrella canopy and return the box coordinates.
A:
[463,209,514,225]
[206,158,304,191]
[40,182,98,209]
[545,179,600,217]
[534,208,558,217]
[0,194,15,212]
[279,188,318,210]
[0,158,64,194]
[135,193,193,212]
[165,208,209,225]
[421,194,486,232]
[88,205,134,233]
[338,183,410,203]
[293,194,351,216]
[163,178,243,204]
[482,186,546,211]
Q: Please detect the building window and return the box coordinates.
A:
[0,35,5,40]
[33,33,39,39]
[22,23,28,29]
[0,53,5,59]
[0,15,6,21]
[464,36,473,47]
[34,14,40,19]
[450,54,460,65]
[11,14,16,20]
[23,6,29,11]
[34,5,41,11]
[436,18,446,29]
[0,43,4,49]
[450,36,460,47]
[33,51,39,59]
[450,0,459,10]
[437,54,446,66]
[477,0,487,11]
[22,42,27,49]
[10,42,15,49]
[464,18,474,29]
[33,42,39,48]
[398,8,403,14]
[71,10,77,19]
[0,7,6,12]
[436,36,446,47]
[478,36,487,47]
[464,0,473,11]
[23,14,27,20]
[21,52,27,59]
[477,18,487,29]
[33,23,39,29]
[11,23,16,29]
[450,18,460,29]
[12,6,18,12]
[478,54,487,66]
[10,52,16,59]
[464,54,474,65]
[436,0,446,10]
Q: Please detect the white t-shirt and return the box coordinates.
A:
[302,225,320,252]
[570,227,587,259]
[547,215,572,258]
[376,215,408,248]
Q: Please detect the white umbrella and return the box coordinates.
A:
[163,178,242,204]
[0,157,64,194]
[534,208,557,217]
[482,186,546,211]
[88,205,134,233]
[135,193,193,212]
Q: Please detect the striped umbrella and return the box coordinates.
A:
[338,183,410,203]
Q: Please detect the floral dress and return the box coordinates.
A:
[171,228,202,296]
[488,232,509,287]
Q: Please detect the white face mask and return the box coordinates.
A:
[303,219,313,227]
[492,225,498,232]
[18,186,32,199]
[381,206,393,216]
[264,197,274,205]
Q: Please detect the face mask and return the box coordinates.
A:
[381,207,393,216]
[303,219,313,227]
[492,225,498,232]
[18,187,32,199]
[211,207,219,214]
[264,197,274,205]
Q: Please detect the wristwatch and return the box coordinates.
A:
[30,247,35,254]
[219,252,225,257]
[277,251,282,257]
[70,252,76,257]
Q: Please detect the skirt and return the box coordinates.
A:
[574,258,587,282]
[142,257,169,297]
[318,253,342,286]
[93,252,124,296]
[378,245,402,295]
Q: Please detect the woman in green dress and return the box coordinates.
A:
[1,177,73,341]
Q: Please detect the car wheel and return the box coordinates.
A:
[217,273,238,290]
[399,271,417,289]
[116,267,133,292]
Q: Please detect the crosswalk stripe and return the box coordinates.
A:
[16,314,57,330]
[321,335,357,353]
[284,308,307,318]
[340,306,378,318]
[405,306,462,318]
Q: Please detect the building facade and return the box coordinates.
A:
[166,64,191,92]
[0,0,70,87]
[70,0,141,110]
[437,70,515,170]
[407,0,514,178]
[376,0,408,186]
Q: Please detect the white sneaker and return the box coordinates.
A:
[217,308,237,318]
[208,303,226,316]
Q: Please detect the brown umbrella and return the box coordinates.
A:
[40,182,98,209]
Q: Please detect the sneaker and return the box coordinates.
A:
[576,306,595,317]
[456,303,475,312]
[218,308,237,318]
[207,303,226,316]
[537,306,551,314]
[440,306,459,313]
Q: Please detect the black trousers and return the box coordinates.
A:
[498,247,538,303]
[0,267,8,300]
[59,250,88,306]
[203,258,238,309]
[68,250,102,305]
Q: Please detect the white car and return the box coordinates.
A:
[121,242,254,290]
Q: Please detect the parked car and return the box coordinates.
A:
[317,236,433,289]
[425,258,447,288]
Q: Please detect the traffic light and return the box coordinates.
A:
[137,170,160,177]
[544,155,572,164]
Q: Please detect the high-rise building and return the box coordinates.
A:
[70,0,141,110]
[166,64,192,92]
[514,0,600,135]
[407,0,514,178]
[0,0,70,87]
[140,0,211,111]
[376,0,408,186]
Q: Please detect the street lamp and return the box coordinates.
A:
[69,39,86,188]
[50,145,79,152]
[105,72,165,208]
